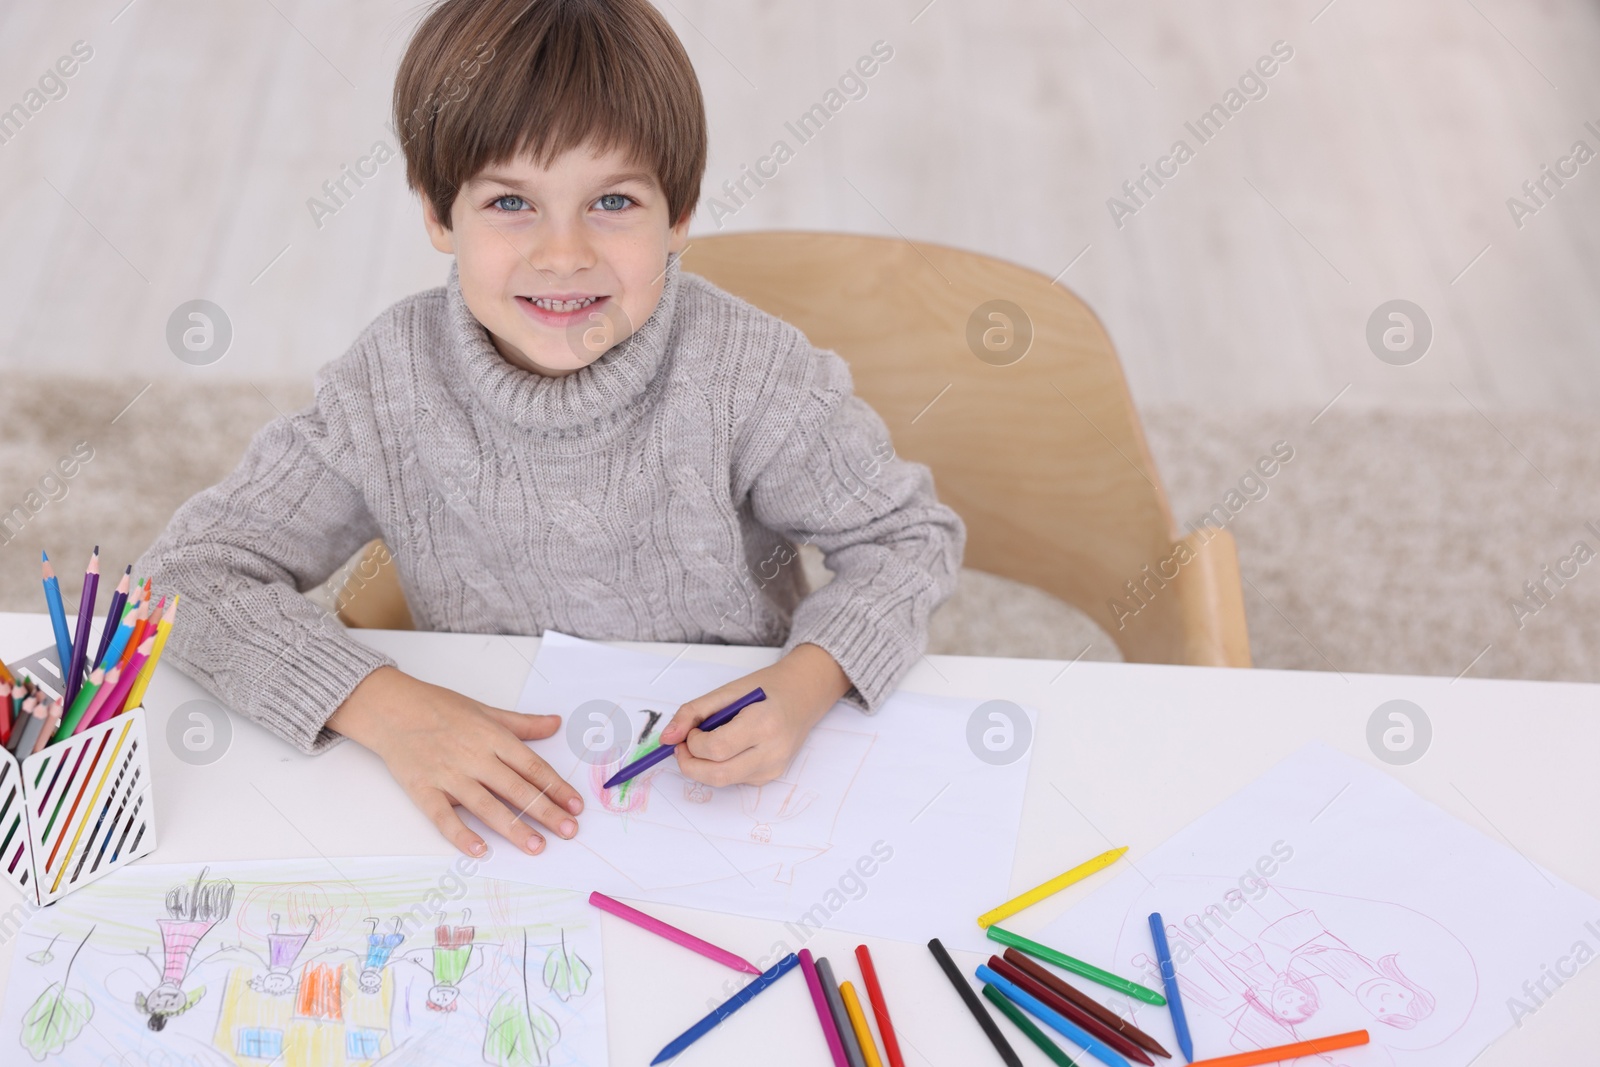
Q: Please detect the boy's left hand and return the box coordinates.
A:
[660,643,851,786]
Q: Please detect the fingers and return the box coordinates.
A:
[451,778,549,857]
[414,787,490,858]
[483,706,562,741]
[683,711,764,763]
[499,742,585,815]
[674,742,771,788]
[660,682,747,745]
[483,760,579,841]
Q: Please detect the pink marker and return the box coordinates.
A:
[800,949,851,1067]
[587,891,761,975]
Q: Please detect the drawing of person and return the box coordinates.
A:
[1241,878,1437,1031]
[359,916,406,994]
[248,913,319,995]
[134,866,235,1032]
[408,910,481,1011]
[1197,903,1321,1025]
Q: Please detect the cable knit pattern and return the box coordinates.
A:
[135,251,965,754]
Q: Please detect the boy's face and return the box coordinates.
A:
[424,141,689,378]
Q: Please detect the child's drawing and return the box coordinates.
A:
[1110,878,1474,1064]
[0,858,606,1067]
[587,698,876,885]
[135,866,235,1031]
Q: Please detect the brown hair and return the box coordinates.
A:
[393,0,706,229]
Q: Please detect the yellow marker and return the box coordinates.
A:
[840,981,884,1067]
[123,595,177,711]
[977,846,1129,928]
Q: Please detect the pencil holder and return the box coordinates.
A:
[0,642,158,906]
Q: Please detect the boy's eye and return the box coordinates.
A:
[492,195,529,212]
[595,193,633,212]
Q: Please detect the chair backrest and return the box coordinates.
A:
[680,232,1249,666]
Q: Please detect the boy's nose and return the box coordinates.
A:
[531,223,597,278]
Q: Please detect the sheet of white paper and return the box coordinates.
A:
[474,632,1034,952]
[1031,744,1600,1066]
[1,857,605,1066]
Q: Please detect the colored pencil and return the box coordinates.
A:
[0,685,13,747]
[977,965,1131,1067]
[96,604,139,675]
[603,687,766,789]
[982,983,1081,1067]
[40,551,72,681]
[854,944,907,1067]
[588,891,761,974]
[1148,915,1193,1063]
[1004,949,1172,1060]
[1187,1030,1369,1067]
[91,566,131,670]
[123,594,177,711]
[987,955,1153,1064]
[54,667,105,742]
[927,938,1022,1067]
[33,700,64,754]
[62,547,100,707]
[0,655,10,687]
[10,696,44,756]
[988,926,1166,1006]
[841,981,885,1067]
[83,635,153,732]
[649,952,798,1064]
[800,950,850,1067]
[118,586,155,670]
[978,847,1129,928]
[816,957,868,1067]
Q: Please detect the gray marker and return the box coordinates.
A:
[814,956,867,1067]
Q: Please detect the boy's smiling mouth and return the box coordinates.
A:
[516,292,610,328]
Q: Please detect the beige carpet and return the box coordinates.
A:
[4,375,1598,686]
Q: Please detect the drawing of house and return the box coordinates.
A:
[212,960,394,1065]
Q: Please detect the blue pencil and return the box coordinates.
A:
[650,952,798,1064]
[603,687,766,789]
[40,552,73,684]
[97,603,139,671]
[91,565,132,670]
[1147,913,1193,1062]
[975,966,1130,1067]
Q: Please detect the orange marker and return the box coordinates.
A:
[1189,1030,1370,1067]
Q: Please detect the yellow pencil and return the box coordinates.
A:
[977,846,1129,928]
[840,981,884,1067]
[123,595,177,712]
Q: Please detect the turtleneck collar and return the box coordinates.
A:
[444,250,683,436]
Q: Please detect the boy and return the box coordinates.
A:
[136,0,963,860]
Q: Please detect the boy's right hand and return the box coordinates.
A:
[326,666,582,858]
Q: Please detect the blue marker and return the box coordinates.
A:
[650,952,799,1064]
[1148,913,1194,1062]
[975,965,1130,1067]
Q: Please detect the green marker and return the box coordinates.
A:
[986,925,1167,1006]
[982,984,1080,1067]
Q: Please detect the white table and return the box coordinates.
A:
[1,611,1595,1064]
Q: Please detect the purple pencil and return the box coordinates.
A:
[91,565,132,671]
[62,547,99,708]
[801,949,851,1067]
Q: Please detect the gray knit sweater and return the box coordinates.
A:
[136,251,965,754]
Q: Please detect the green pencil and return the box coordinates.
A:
[52,666,104,742]
[986,925,1166,1006]
[982,984,1079,1067]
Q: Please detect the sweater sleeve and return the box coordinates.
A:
[746,345,966,710]
[133,382,396,754]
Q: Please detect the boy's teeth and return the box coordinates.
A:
[530,296,599,312]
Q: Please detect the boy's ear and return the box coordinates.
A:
[422,197,456,254]
[667,208,691,254]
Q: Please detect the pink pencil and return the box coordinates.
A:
[801,949,850,1067]
[587,891,761,975]
[80,634,153,733]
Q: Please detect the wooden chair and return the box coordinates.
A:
[336,231,1250,667]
